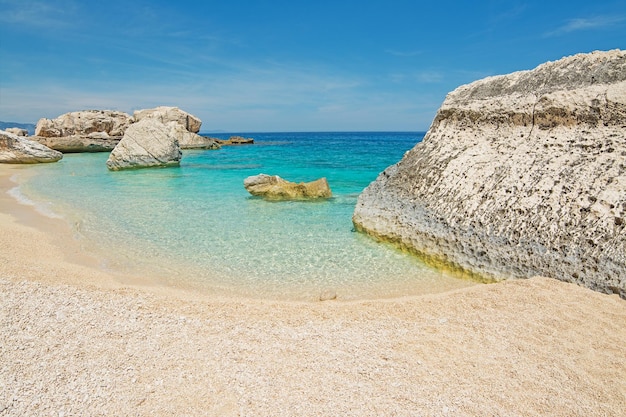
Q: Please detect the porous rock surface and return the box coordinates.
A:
[353,50,626,297]
[35,110,132,138]
[0,130,63,163]
[168,123,220,150]
[33,110,131,152]
[244,174,332,200]
[216,135,254,145]
[133,106,202,134]
[106,119,181,170]
[4,127,28,136]
[30,135,120,153]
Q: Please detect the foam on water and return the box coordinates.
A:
[16,132,476,300]
[7,176,62,219]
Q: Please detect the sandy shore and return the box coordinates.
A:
[1,165,625,416]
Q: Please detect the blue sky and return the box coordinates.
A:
[0,0,624,132]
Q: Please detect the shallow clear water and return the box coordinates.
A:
[15,132,475,300]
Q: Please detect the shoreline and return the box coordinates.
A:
[0,164,170,293]
[1,164,625,415]
[1,158,479,302]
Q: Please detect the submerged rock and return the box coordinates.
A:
[106,119,181,170]
[30,135,120,153]
[216,136,254,145]
[244,174,332,200]
[0,130,63,163]
[319,289,337,301]
[353,50,626,297]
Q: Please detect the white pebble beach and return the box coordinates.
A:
[1,165,625,416]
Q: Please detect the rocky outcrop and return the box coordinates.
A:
[5,128,28,136]
[353,50,626,297]
[35,110,131,138]
[216,136,254,145]
[106,119,181,170]
[244,174,332,200]
[166,123,220,150]
[32,107,209,152]
[33,110,131,153]
[0,130,63,163]
[179,134,221,149]
[30,135,120,153]
[132,106,202,134]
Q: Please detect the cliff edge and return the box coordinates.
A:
[353,50,626,297]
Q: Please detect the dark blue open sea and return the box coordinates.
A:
[10,132,474,300]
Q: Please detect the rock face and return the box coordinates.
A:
[244,174,332,200]
[34,110,131,153]
[5,127,28,136]
[106,119,181,170]
[179,134,221,149]
[167,123,220,150]
[0,130,63,163]
[133,106,202,134]
[216,136,254,145]
[353,50,626,297]
[30,135,120,153]
[32,107,208,152]
[35,110,132,138]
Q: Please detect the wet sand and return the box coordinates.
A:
[1,164,625,416]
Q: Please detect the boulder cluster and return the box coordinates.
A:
[3,50,624,295]
[0,130,62,164]
[0,106,221,168]
[1,105,328,199]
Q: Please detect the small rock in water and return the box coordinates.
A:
[319,289,337,301]
[243,173,332,200]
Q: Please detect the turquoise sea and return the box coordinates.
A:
[12,132,474,300]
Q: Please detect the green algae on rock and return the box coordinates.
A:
[244,174,332,200]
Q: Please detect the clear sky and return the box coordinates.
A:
[0,0,624,132]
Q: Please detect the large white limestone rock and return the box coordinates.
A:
[0,130,63,163]
[132,106,202,134]
[5,127,28,136]
[33,110,131,153]
[106,119,181,170]
[166,122,220,150]
[353,50,626,297]
[35,110,132,138]
[30,135,120,153]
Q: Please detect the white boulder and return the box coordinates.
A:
[35,110,132,138]
[132,106,202,134]
[106,119,181,170]
[0,130,63,163]
[353,50,626,297]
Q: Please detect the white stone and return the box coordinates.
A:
[244,174,332,200]
[166,122,220,149]
[0,130,63,163]
[5,127,28,136]
[106,119,181,170]
[132,106,202,134]
[35,110,132,137]
[353,50,626,297]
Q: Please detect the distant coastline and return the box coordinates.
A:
[0,121,36,135]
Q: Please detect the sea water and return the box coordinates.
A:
[14,132,475,300]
